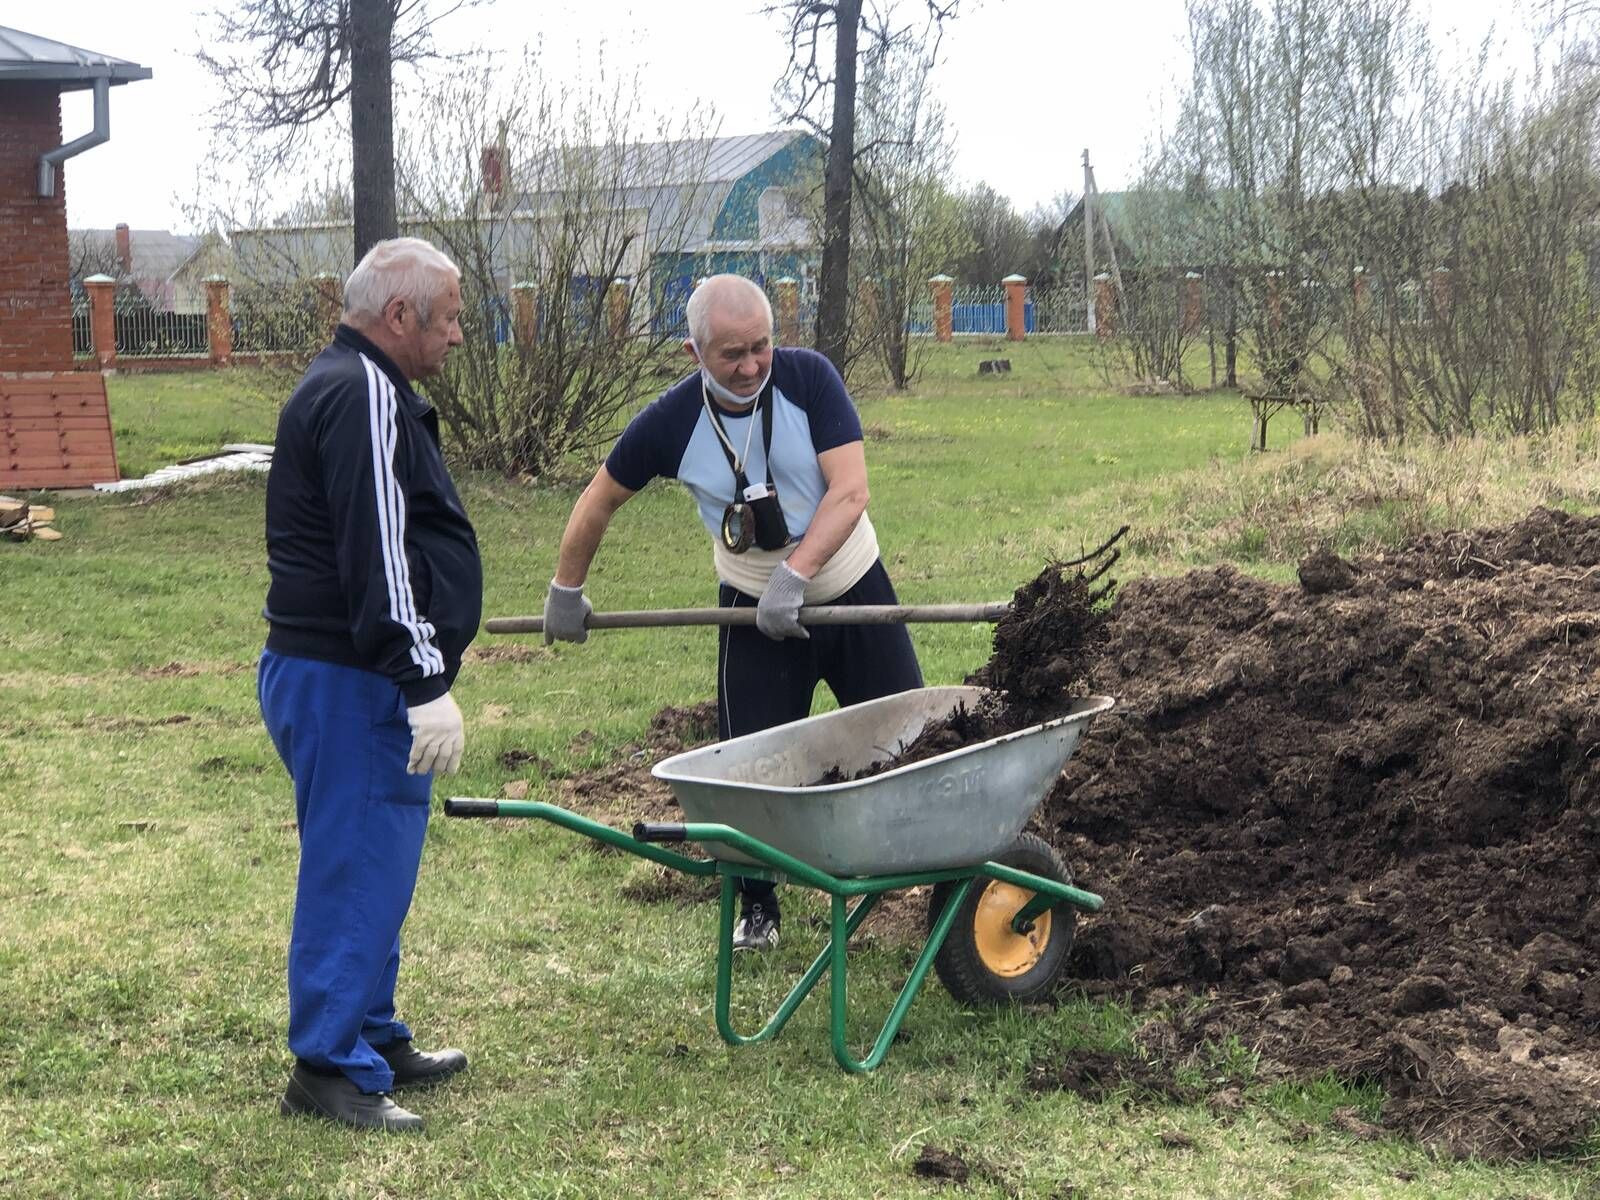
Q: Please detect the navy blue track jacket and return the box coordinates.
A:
[264,325,482,706]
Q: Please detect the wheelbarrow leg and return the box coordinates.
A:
[714,874,880,1047]
[830,877,975,1074]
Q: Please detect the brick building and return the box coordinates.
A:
[0,26,149,487]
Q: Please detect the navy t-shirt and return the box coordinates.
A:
[605,347,863,540]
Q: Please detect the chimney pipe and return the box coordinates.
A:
[115,224,131,274]
[481,145,504,203]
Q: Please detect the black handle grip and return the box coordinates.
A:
[444,799,501,818]
[633,822,687,843]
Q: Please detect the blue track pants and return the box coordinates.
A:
[258,650,430,1094]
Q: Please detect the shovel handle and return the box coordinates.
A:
[485,601,1009,636]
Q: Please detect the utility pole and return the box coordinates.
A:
[1082,149,1095,334]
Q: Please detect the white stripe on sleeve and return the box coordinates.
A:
[362,355,445,676]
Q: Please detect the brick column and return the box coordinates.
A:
[204,276,233,365]
[0,83,74,372]
[1093,273,1117,338]
[1182,272,1204,335]
[774,277,800,345]
[312,273,343,341]
[511,282,538,347]
[929,275,953,343]
[84,274,117,369]
[1002,274,1027,341]
[607,278,631,340]
[1351,266,1369,310]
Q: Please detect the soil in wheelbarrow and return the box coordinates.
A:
[1029,506,1600,1161]
[814,529,1125,782]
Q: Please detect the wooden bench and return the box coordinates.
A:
[1243,391,1321,452]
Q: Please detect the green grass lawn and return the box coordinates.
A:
[1,342,1594,1198]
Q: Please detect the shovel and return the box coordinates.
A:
[485,601,1010,636]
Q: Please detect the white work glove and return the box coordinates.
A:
[405,691,464,776]
[757,561,810,640]
[543,580,592,645]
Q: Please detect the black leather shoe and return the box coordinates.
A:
[280,1065,424,1132]
[377,1038,468,1089]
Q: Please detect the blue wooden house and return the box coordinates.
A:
[510,129,824,333]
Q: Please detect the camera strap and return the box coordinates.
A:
[702,377,776,494]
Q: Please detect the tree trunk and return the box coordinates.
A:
[349,0,399,266]
[815,0,861,372]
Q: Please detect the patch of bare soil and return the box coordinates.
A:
[1030,506,1600,1160]
[1024,1048,1198,1104]
[541,702,717,824]
[467,643,548,665]
[618,862,719,907]
[132,660,252,679]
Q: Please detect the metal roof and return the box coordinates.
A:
[514,130,809,193]
[0,26,151,89]
[69,228,206,281]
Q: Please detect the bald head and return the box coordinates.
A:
[686,274,773,348]
[684,274,775,403]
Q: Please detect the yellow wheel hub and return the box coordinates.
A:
[972,881,1050,977]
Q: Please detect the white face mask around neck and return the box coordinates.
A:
[691,339,771,408]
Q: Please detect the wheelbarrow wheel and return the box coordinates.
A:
[927,833,1076,1006]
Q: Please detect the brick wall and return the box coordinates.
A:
[0,84,72,373]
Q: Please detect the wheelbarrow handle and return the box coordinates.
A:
[633,821,688,843]
[443,798,500,818]
[484,601,1010,636]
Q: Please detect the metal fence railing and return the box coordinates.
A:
[231,287,326,355]
[113,297,207,358]
[72,300,92,356]
[1031,285,1089,335]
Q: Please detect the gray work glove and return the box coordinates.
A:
[544,580,592,645]
[757,561,810,641]
[405,691,465,776]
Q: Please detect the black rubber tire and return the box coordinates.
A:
[928,832,1077,1006]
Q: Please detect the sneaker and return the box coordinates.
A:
[733,901,780,952]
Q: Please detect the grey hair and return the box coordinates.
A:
[685,274,773,347]
[343,237,461,326]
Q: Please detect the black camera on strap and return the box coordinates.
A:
[703,379,791,554]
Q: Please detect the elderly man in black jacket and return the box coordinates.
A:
[259,236,481,1132]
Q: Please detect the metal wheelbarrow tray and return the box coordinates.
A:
[448,686,1115,1072]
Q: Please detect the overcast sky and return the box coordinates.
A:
[25,0,1541,233]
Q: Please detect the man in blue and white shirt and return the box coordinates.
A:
[544,274,923,950]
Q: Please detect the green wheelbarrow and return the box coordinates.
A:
[446,685,1114,1073]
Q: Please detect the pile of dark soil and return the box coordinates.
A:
[1036,506,1600,1160]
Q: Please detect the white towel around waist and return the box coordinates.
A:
[711,512,881,604]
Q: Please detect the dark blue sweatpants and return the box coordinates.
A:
[718,560,923,912]
[258,650,430,1094]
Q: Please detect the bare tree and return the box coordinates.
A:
[395,52,718,475]
[201,0,475,264]
[771,0,959,371]
[849,34,968,387]
[948,184,1033,284]
[1144,0,1600,436]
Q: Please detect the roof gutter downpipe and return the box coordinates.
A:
[38,76,110,198]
